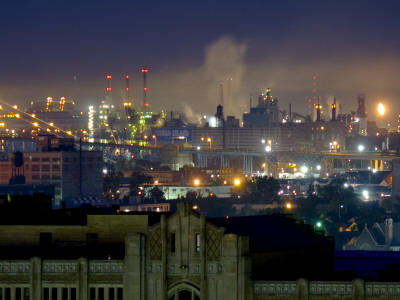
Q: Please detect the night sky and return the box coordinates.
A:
[1,1,400,124]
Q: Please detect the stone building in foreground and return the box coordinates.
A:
[0,203,400,300]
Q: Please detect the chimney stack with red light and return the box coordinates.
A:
[142,68,148,108]
[106,75,112,105]
[125,75,130,102]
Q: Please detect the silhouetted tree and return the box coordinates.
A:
[240,176,280,203]
[129,171,153,196]
[103,163,124,201]
[146,187,165,203]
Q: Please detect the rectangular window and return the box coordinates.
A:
[52,288,57,300]
[98,288,104,300]
[109,288,115,300]
[195,233,200,252]
[90,288,95,300]
[117,288,123,300]
[43,288,49,300]
[24,287,29,300]
[62,288,68,300]
[171,233,176,253]
[16,288,21,300]
[70,288,76,300]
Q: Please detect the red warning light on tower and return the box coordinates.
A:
[126,75,129,79]
[106,87,111,91]
[144,87,148,91]
[266,88,271,93]
[107,75,112,79]
[142,69,148,73]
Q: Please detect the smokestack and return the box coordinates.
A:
[142,68,148,108]
[106,75,112,105]
[331,98,336,121]
[289,103,292,123]
[219,82,224,106]
[227,77,232,116]
[316,97,322,122]
[125,75,130,102]
[249,94,253,110]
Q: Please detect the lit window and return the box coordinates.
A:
[195,233,200,252]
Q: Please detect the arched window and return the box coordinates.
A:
[360,243,371,250]
[168,282,200,300]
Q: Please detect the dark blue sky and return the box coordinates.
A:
[1,0,400,124]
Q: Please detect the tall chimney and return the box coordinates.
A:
[331,98,337,121]
[142,68,148,108]
[289,103,292,123]
[316,97,322,122]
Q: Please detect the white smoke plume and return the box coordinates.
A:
[201,36,247,117]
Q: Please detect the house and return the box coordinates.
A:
[344,219,400,251]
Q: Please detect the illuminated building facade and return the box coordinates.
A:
[1,204,390,300]
[0,144,103,205]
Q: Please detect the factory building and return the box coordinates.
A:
[0,135,103,205]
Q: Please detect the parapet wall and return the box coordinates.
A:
[254,279,400,300]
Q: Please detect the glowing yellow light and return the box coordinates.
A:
[378,102,385,116]
[286,203,292,209]
[33,122,38,127]
[194,179,200,186]
[234,179,240,186]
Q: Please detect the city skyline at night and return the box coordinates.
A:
[1,1,400,124]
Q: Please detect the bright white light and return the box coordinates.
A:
[265,145,271,152]
[209,116,217,127]
[358,145,365,151]
[343,183,349,188]
[197,146,201,150]
[300,166,308,173]
[378,103,385,116]
[316,165,321,171]
[103,168,107,174]
[372,169,377,173]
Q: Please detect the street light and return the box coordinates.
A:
[207,138,212,149]
[152,135,157,146]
